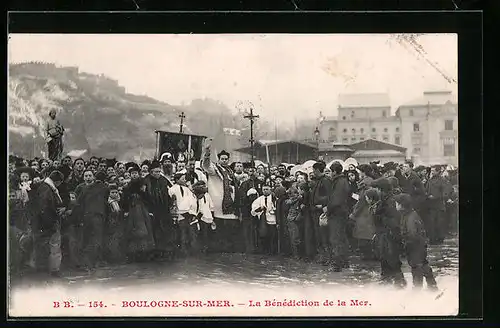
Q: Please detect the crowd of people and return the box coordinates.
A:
[8,149,458,290]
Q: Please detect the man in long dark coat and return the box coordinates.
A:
[425,165,452,244]
[237,166,260,254]
[76,170,109,269]
[143,161,175,259]
[326,162,351,270]
[306,162,332,262]
[398,162,426,216]
[32,170,66,277]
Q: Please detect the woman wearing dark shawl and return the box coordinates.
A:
[122,177,155,262]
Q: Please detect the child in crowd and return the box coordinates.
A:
[284,186,302,259]
[251,184,278,255]
[394,193,438,290]
[168,172,197,256]
[61,191,82,269]
[105,184,125,264]
[192,181,216,254]
[365,187,406,288]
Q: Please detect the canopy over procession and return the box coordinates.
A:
[9,112,458,291]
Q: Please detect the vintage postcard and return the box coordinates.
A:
[7,33,458,317]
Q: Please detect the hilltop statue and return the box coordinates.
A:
[45,109,65,161]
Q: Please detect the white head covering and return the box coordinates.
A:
[160,152,172,162]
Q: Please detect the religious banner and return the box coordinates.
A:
[155,130,206,162]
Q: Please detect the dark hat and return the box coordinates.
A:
[357,164,372,175]
[141,160,151,167]
[242,162,254,169]
[393,193,413,209]
[127,163,140,173]
[370,178,392,193]
[150,160,161,170]
[105,158,118,168]
[217,150,230,158]
[329,161,343,174]
[48,170,65,183]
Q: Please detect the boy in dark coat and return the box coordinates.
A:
[284,186,302,258]
[394,193,438,290]
[366,182,406,288]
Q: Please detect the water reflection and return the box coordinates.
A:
[11,238,458,290]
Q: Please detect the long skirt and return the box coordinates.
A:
[104,212,125,264]
[124,200,155,257]
[47,138,63,161]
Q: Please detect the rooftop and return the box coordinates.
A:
[338,93,391,108]
[349,138,407,152]
[352,149,406,157]
[257,140,317,148]
[399,90,457,107]
[319,143,354,152]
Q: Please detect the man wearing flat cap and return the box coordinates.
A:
[399,160,426,216]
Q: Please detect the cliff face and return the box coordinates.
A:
[8,63,255,161]
[8,63,305,161]
[8,63,191,160]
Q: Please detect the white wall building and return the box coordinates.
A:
[318,91,458,166]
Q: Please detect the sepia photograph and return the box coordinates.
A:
[7,33,459,317]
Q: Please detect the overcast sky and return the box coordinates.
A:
[8,34,457,122]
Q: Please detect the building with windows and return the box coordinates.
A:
[318,92,402,147]
[396,90,458,166]
[318,91,458,166]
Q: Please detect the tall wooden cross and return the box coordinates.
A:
[179,112,186,133]
[244,107,259,166]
